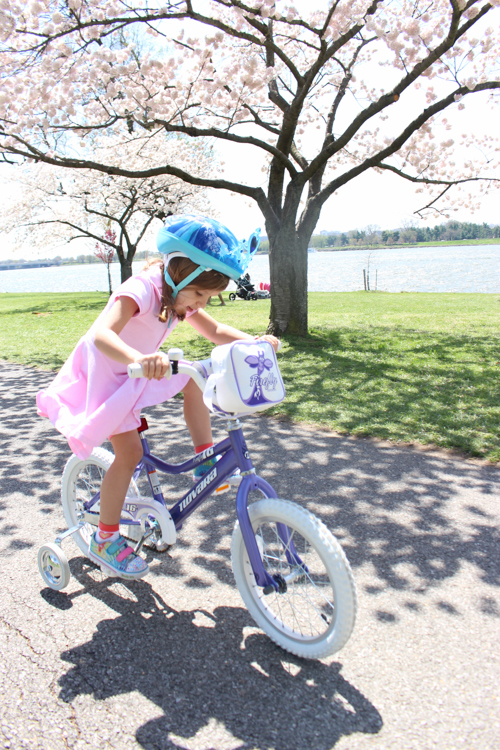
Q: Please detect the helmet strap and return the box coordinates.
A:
[163,252,211,299]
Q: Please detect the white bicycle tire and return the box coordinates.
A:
[61,448,139,555]
[231,498,357,660]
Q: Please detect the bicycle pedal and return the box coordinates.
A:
[125,525,157,547]
[153,542,172,554]
[215,472,242,494]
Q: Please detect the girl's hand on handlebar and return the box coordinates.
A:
[254,334,280,352]
[135,352,170,380]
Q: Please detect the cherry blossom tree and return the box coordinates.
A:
[0,134,215,281]
[0,1,499,335]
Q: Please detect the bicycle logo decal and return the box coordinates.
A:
[244,349,278,407]
[179,467,218,512]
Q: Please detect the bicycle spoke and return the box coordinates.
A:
[255,519,336,641]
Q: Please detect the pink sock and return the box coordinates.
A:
[95,522,120,544]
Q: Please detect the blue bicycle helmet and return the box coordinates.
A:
[156,214,260,298]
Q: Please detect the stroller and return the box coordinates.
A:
[229,273,271,301]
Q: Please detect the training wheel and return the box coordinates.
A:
[38,543,71,591]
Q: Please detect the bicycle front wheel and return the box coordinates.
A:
[61,448,139,555]
[231,498,357,659]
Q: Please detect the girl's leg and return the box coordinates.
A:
[182,377,212,448]
[88,428,148,580]
[182,378,237,488]
[99,429,143,525]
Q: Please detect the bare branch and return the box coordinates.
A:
[377,162,500,188]
[298,80,500,233]
[413,185,454,218]
[156,121,297,175]
[290,142,309,170]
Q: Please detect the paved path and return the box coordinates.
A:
[1,361,499,750]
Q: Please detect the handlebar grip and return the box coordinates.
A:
[127,362,172,380]
[127,363,144,378]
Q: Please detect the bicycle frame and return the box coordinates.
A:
[83,418,303,592]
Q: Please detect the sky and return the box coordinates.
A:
[209,154,500,240]
[206,119,500,242]
[207,84,499,239]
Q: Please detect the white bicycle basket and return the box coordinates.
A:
[203,340,285,416]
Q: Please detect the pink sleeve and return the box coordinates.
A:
[114,271,157,317]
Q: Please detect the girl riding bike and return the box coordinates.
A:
[37,214,278,580]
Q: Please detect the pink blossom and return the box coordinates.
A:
[0,0,497,235]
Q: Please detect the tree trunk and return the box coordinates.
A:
[267,222,309,337]
[119,243,137,283]
[107,263,113,296]
[120,258,134,283]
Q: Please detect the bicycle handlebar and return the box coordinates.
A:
[127,357,206,391]
[127,339,281,392]
[177,362,206,392]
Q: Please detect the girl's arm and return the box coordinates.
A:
[94,296,170,379]
[187,309,279,351]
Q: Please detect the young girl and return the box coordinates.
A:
[37,214,278,580]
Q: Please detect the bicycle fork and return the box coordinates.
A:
[228,424,306,594]
[235,476,308,594]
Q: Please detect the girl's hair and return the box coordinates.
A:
[145,258,229,322]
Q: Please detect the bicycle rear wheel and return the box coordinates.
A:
[61,448,139,555]
[231,498,357,659]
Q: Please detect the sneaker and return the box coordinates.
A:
[193,455,218,480]
[193,458,241,494]
[88,533,149,580]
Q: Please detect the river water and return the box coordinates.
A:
[1,244,500,294]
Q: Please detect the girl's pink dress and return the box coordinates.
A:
[37,266,193,459]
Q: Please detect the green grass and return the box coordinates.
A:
[1,290,499,461]
[0,293,107,370]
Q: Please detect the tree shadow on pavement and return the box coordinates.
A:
[0,363,70,552]
[140,398,500,616]
[4,360,499,746]
[2,360,499,615]
[58,569,382,750]
[278,328,500,460]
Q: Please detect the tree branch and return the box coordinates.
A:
[299,80,500,228]
[377,162,500,188]
[0,136,262,194]
[301,3,493,183]
[413,184,453,218]
[157,121,297,175]
[21,217,121,248]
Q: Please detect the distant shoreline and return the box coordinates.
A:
[258,238,500,255]
[2,238,500,269]
[316,238,500,251]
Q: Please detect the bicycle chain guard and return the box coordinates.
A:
[123,497,177,547]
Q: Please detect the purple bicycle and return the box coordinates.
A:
[38,348,357,659]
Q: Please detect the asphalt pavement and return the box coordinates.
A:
[0,361,499,750]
